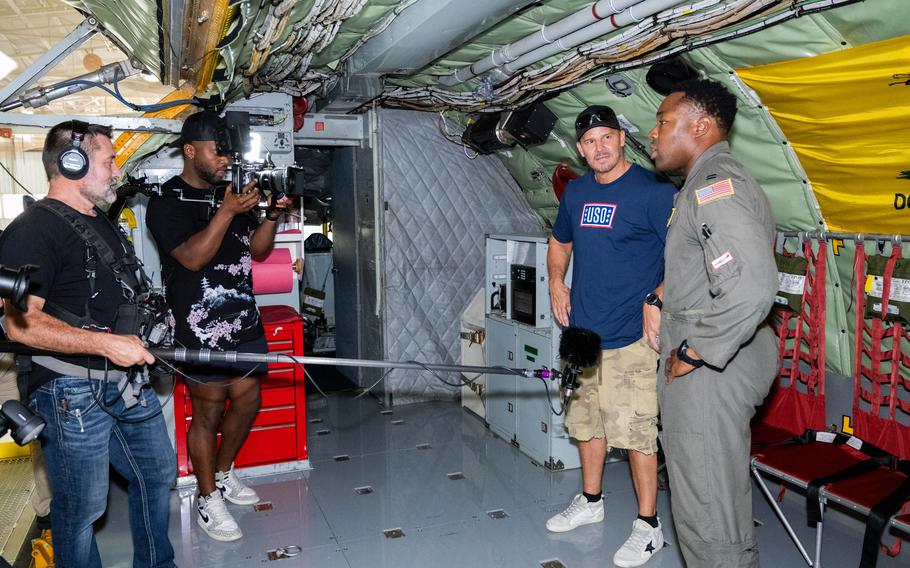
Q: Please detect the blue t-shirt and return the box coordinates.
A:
[551,164,676,348]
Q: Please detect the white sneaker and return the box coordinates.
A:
[546,494,605,533]
[215,467,260,505]
[613,518,664,567]
[196,491,242,542]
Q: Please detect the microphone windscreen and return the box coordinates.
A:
[558,326,601,368]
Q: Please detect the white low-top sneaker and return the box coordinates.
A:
[546,493,605,533]
[215,466,260,505]
[196,491,242,542]
[613,518,664,567]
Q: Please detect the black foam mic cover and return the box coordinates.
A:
[558,326,601,368]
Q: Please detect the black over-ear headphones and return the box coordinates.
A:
[58,120,89,180]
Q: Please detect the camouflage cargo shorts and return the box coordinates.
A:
[564,339,659,454]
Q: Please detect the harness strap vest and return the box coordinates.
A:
[21,199,151,379]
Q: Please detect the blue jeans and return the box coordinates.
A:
[29,377,177,568]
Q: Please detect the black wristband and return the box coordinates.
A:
[265,211,281,222]
[644,292,662,310]
[676,339,705,368]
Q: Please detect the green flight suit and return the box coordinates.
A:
[659,141,778,567]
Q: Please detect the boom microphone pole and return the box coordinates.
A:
[0,326,603,410]
[150,346,531,377]
[0,341,529,377]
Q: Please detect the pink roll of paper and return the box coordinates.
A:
[252,263,294,295]
[257,247,292,265]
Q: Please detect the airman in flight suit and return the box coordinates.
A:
[648,79,778,568]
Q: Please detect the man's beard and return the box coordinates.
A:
[81,181,117,207]
[197,163,225,185]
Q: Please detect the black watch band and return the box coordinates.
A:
[644,292,662,310]
[677,339,705,368]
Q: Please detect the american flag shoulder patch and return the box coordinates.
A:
[695,178,735,205]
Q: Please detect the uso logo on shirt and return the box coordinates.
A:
[579,202,618,228]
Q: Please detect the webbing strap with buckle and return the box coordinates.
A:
[31,356,126,381]
[803,430,890,525]
[32,199,148,299]
[859,461,910,568]
[806,459,886,525]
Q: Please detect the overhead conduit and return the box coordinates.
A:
[499,0,685,76]
[386,0,856,112]
[440,0,682,86]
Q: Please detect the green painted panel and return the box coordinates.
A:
[63,0,162,79]
[310,1,409,69]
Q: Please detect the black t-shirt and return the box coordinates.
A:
[146,176,263,349]
[0,199,131,392]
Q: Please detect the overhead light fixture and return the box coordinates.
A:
[462,102,558,155]
[0,50,17,82]
[462,113,514,155]
[498,102,557,149]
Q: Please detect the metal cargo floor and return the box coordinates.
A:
[86,393,906,568]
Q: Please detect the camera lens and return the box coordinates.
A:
[0,399,45,446]
[0,265,33,308]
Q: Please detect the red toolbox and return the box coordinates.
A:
[174,305,308,477]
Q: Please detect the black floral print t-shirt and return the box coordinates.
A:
[146,176,264,350]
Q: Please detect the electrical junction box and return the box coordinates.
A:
[485,234,553,330]
[483,234,579,470]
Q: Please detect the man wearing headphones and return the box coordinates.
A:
[146,110,290,542]
[0,121,176,568]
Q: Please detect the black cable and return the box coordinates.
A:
[407,359,465,388]
[83,359,172,424]
[407,358,565,416]
[0,159,35,196]
[535,373,564,416]
[352,368,393,400]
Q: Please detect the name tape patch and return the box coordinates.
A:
[579,202,618,228]
[695,178,735,205]
[711,251,734,270]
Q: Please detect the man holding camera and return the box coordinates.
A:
[146,110,290,542]
[0,121,175,568]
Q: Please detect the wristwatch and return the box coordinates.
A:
[676,339,705,368]
[644,292,662,310]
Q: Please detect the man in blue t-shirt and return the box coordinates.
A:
[546,105,675,568]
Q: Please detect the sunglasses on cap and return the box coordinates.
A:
[575,110,620,133]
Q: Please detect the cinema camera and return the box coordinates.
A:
[0,264,46,445]
[216,111,306,202]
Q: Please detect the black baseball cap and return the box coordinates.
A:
[575,105,621,140]
[180,110,227,144]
